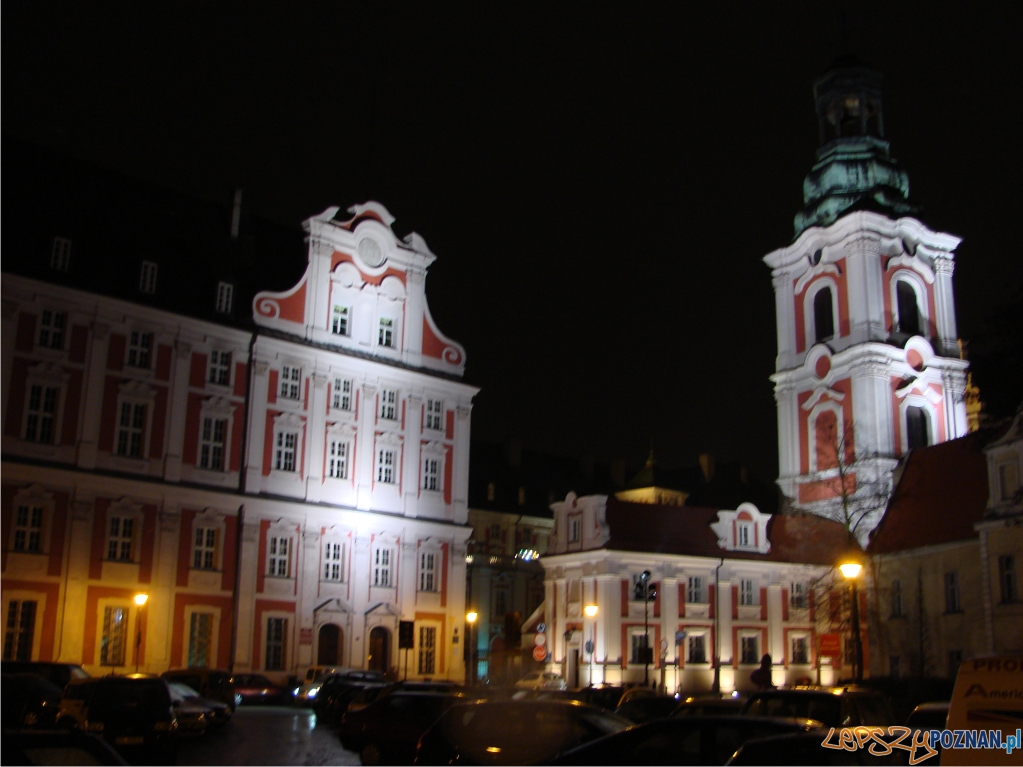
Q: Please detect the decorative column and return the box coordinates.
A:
[305,373,329,502]
[357,384,377,511]
[162,340,192,482]
[243,360,270,492]
[77,322,111,469]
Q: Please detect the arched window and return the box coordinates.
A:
[813,409,840,470]
[896,281,921,336]
[906,407,930,450]
[813,287,835,343]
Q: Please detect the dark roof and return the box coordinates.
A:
[2,136,306,329]
[867,429,1001,555]
[685,461,780,515]
[603,498,854,566]
[623,450,704,493]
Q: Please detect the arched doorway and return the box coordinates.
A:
[368,626,390,673]
[317,624,343,666]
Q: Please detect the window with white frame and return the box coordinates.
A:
[274,430,299,472]
[630,632,650,664]
[737,521,752,548]
[906,406,930,451]
[998,462,1019,501]
[791,635,809,664]
[3,600,37,661]
[215,282,233,314]
[332,377,353,411]
[327,438,349,479]
[569,517,581,543]
[419,551,437,592]
[790,582,808,609]
[199,416,228,471]
[139,261,158,294]
[24,384,58,444]
[740,578,756,606]
[107,516,135,561]
[37,310,67,350]
[378,317,394,348]
[188,612,214,667]
[127,331,153,369]
[12,505,44,553]
[373,547,393,587]
[425,399,443,431]
[418,626,436,674]
[423,456,441,492]
[379,388,398,420]
[267,535,291,577]
[687,576,703,604]
[193,526,218,570]
[100,606,128,666]
[323,541,345,582]
[331,305,350,337]
[376,448,396,484]
[688,633,707,663]
[208,350,232,386]
[116,402,147,458]
[895,279,922,336]
[279,365,302,400]
[740,634,759,664]
[51,237,71,271]
[265,617,287,670]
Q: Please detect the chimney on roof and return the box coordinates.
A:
[231,188,243,241]
[700,453,715,483]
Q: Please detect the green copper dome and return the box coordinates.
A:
[794,57,917,236]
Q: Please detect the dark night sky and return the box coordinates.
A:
[4,1,1021,481]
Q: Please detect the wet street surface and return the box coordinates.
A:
[177,705,361,766]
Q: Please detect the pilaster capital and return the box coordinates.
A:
[851,357,892,380]
[312,373,329,389]
[933,257,955,276]
[253,360,270,376]
[456,405,472,420]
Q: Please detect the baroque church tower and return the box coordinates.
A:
[765,57,969,544]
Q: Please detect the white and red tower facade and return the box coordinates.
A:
[766,58,969,543]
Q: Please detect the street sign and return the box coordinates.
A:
[534,633,546,647]
[675,630,687,643]
[398,620,415,649]
[532,646,547,662]
[584,640,593,654]
[819,633,841,657]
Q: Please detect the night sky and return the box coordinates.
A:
[5,1,1021,481]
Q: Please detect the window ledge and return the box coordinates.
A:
[7,549,48,557]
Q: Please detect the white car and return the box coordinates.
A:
[514,671,567,691]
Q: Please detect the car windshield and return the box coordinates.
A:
[743,693,840,725]
[168,681,201,699]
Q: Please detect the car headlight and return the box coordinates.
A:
[293,687,300,696]
[308,688,318,699]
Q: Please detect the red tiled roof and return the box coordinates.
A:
[868,430,997,555]
[602,497,854,565]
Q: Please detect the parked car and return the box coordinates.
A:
[0,728,128,765]
[313,678,386,725]
[726,730,905,765]
[57,678,100,729]
[161,668,236,712]
[614,694,682,724]
[1,672,65,729]
[672,695,745,717]
[165,681,211,736]
[415,698,632,765]
[514,671,567,690]
[552,714,821,765]
[340,690,471,764]
[739,686,895,728]
[231,673,292,705]
[1,660,90,688]
[566,685,628,710]
[346,683,391,713]
[296,666,385,706]
[75,676,179,764]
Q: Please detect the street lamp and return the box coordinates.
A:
[838,559,863,683]
[466,611,478,686]
[134,593,149,674]
[584,604,598,686]
[639,571,657,687]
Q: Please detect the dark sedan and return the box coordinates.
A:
[232,673,292,705]
[1,672,65,729]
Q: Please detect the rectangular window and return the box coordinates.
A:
[569,518,581,543]
[265,617,286,671]
[737,522,751,547]
[331,305,350,336]
[279,365,301,400]
[419,552,436,592]
[999,462,1019,501]
[425,399,443,431]
[740,579,755,606]
[24,384,58,444]
[37,310,67,350]
[890,655,900,679]
[379,389,398,420]
[12,505,44,553]
[630,633,650,664]
[100,606,127,666]
[373,547,392,587]
[127,331,153,368]
[790,582,808,609]
[116,402,146,458]
[328,439,349,479]
[792,636,809,664]
[268,535,290,577]
[891,579,903,617]
[192,527,218,570]
[418,626,436,675]
[274,431,298,472]
[376,449,395,484]
[216,282,233,314]
[332,377,353,411]
[3,600,37,661]
[139,261,158,294]
[208,350,232,386]
[323,541,344,582]
[378,317,394,348]
[423,457,440,491]
[51,237,71,271]
[188,612,214,667]
[999,555,1017,603]
[688,634,706,663]
[687,576,703,604]
[944,571,961,613]
[107,517,134,561]
[199,417,228,471]
[740,635,759,664]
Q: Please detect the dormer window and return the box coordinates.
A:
[216,282,234,314]
[710,503,772,554]
[737,521,752,548]
[51,237,71,271]
[139,261,158,294]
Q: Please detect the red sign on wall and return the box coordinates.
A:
[819,633,841,657]
[300,628,313,646]
[532,646,547,662]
